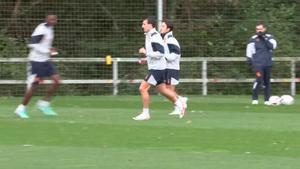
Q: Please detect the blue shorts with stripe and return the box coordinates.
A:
[166,69,179,85]
[144,69,166,86]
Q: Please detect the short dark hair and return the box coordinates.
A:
[256,21,266,28]
[46,12,56,17]
[163,20,174,31]
[144,16,156,28]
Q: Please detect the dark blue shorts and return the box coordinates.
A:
[28,61,58,79]
[166,69,179,85]
[26,61,58,88]
[144,69,166,86]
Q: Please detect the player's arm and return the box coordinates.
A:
[146,36,164,59]
[28,25,57,54]
[28,34,50,54]
[246,39,255,65]
[146,43,164,59]
[262,34,277,50]
[138,47,147,65]
[138,57,147,65]
[165,40,181,61]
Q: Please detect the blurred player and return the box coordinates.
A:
[160,20,187,116]
[246,22,277,105]
[133,17,187,121]
[14,13,60,118]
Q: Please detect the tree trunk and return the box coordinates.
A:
[3,0,22,32]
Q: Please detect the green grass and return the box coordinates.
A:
[0,95,300,169]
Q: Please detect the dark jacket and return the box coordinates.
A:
[246,34,277,67]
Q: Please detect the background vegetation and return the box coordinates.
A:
[0,0,299,96]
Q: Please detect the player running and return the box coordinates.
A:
[133,17,187,121]
[14,13,60,118]
[160,20,187,116]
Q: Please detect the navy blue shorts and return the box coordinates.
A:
[166,69,179,85]
[26,61,58,88]
[144,69,166,86]
[28,61,58,78]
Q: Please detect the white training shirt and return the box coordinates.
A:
[163,31,181,70]
[145,28,166,70]
[28,23,54,62]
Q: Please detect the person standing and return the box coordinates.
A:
[133,17,187,121]
[246,22,277,105]
[15,13,60,118]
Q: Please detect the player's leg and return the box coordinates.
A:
[166,84,175,91]
[133,74,152,120]
[165,69,175,91]
[44,74,60,101]
[156,83,186,118]
[165,69,187,115]
[252,67,263,104]
[15,62,41,118]
[139,81,151,109]
[156,69,179,103]
[156,83,177,102]
[263,66,272,104]
[166,84,189,110]
[167,84,188,116]
[156,69,187,118]
[37,62,59,116]
[22,84,38,105]
[15,84,39,118]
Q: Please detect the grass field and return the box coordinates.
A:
[0,95,300,169]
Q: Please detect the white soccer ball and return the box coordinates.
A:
[280,95,294,105]
[269,96,281,105]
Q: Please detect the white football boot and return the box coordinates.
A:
[179,97,187,118]
[252,100,258,105]
[133,113,150,121]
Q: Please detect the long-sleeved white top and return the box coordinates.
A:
[163,31,181,70]
[28,23,54,62]
[144,28,166,70]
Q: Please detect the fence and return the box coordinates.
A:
[0,1,299,96]
[0,57,299,96]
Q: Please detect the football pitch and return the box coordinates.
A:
[0,95,299,169]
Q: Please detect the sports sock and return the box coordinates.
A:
[143,108,149,115]
[38,100,50,107]
[174,99,183,108]
[18,104,26,111]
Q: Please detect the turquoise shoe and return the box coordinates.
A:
[38,106,58,116]
[15,109,29,119]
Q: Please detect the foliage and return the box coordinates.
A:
[0,1,299,96]
[0,32,27,58]
[0,0,299,58]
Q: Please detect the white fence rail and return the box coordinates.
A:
[0,57,299,95]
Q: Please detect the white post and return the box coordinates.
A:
[291,60,296,96]
[113,60,118,95]
[157,0,163,31]
[202,60,208,95]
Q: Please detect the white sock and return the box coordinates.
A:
[18,104,26,110]
[175,99,183,108]
[143,108,149,115]
[37,100,50,107]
